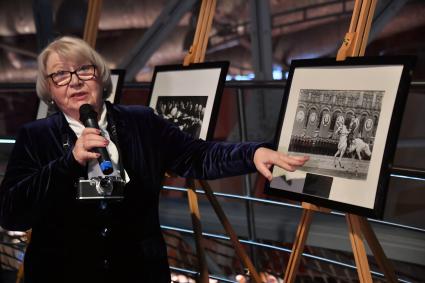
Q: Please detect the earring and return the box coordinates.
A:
[49,99,55,105]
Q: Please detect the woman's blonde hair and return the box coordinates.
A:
[36,36,112,102]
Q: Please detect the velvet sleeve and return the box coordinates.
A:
[151,110,268,179]
[0,126,85,231]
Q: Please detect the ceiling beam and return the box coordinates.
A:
[231,0,280,144]
[32,0,54,51]
[368,0,409,42]
[118,0,197,81]
[249,0,273,80]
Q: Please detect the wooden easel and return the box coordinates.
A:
[284,1,397,282]
[83,0,103,48]
[181,1,262,282]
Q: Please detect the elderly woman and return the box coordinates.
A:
[0,36,308,283]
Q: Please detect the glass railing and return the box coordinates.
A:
[0,80,424,282]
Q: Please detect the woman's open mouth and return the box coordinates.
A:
[71,92,88,100]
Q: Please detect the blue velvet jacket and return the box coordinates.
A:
[0,103,263,283]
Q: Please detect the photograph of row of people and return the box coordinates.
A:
[154,96,207,139]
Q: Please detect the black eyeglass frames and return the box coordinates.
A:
[47,64,96,86]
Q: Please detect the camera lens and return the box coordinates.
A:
[100,177,113,196]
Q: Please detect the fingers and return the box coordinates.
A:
[273,156,296,172]
[256,161,273,181]
[82,135,109,150]
[72,128,109,165]
[82,151,101,160]
[82,128,101,135]
[273,153,309,172]
[253,147,309,178]
[280,154,309,166]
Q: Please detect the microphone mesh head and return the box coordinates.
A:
[79,104,97,122]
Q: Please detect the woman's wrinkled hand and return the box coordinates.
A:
[72,128,109,166]
[253,147,309,181]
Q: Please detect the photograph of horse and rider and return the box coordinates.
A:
[288,89,383,180]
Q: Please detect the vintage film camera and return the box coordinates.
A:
[77,175,125,200]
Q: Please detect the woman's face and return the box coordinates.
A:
[46,52,103,120]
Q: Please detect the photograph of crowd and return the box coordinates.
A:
[288,89,383,180]
[154,96,208,139]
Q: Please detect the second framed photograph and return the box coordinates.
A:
[265,56,415,218]
[148,61,229,141]
[106,69,126,104]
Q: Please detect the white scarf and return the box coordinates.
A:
[64,104,129,182]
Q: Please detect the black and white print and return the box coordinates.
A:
[154,96,208,139]
[288,89,383,180]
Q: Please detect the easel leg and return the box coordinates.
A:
[187,179,209,283]
[358,216,398,283]
[83,0,103,48]
[346,214,373,282]
[283,208,314,283]
[15,259,24,283]
[198,180,262,283]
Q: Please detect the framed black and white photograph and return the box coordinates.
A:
[265,56,415,218]
[36,69,125,119]
[106,69,125,104]
[148,62,229,140]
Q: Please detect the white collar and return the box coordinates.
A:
[62,103,130,183]
[64,104,107,137]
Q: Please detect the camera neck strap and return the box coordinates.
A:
[106,112,126,182]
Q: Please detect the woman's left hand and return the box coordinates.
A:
[253,147,309,181]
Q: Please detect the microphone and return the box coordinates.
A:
[79,104,113,175]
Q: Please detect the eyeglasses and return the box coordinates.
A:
[47,64,96,86]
